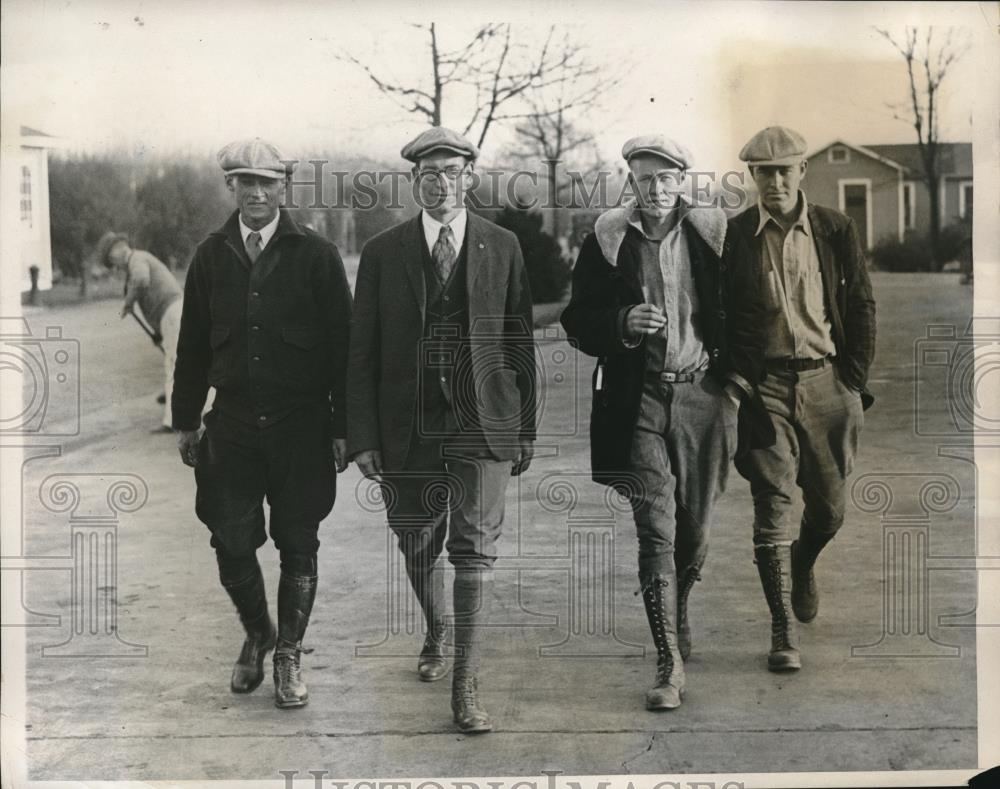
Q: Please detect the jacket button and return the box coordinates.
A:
[251,325,260,331]
[251,291,260,298]
[252,355,261,361]
[712,349,721,359]
[258,415,266,422]
[718,310,726,319]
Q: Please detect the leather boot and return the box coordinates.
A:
[406,558,448,682]
[754,544,801,672]
[640,576,685,710]
[222,563,276,694]
[676,566,701,661]
[418,617,449,682]
[790,530,833,623]
[450,572,493,733]
[273,571,317,709]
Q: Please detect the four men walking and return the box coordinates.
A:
[169,125,874,725]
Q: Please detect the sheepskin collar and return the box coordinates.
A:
[594,199,727,266]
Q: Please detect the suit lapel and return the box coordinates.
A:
[400,215,427,322]
[465,213,485,315]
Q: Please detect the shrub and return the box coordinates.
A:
[870,234,934,272]
[492,204,571,303]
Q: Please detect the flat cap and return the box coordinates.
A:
[95,231,129,267]
[401,126,479,163]
[621,135,693,170]
[217,137,295,179]
[739,126,807,165]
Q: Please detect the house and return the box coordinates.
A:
[2,126,56,292]
[804,140,972,250]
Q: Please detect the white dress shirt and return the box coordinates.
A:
[239,211,280,251]
[421,209,467,257]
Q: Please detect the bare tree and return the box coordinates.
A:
[340,23,580,150]
[876,26,969,268]
[509,34,621,237]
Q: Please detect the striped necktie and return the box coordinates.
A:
[432,224,457,282]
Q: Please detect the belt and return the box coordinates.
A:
[646,370,697,384]
[766,357,829,372]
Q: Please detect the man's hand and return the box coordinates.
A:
[625,304,666,338]
[333,438,348,473]
[177,429,200,467]
[511,440,534,476]
[120,302,133,319]
[355,449,383,481]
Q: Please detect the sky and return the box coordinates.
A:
[0,0,991,175]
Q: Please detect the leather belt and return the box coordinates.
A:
[766,357,829,372]
[647,370,697,384]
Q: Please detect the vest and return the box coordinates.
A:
[419,228,473,433]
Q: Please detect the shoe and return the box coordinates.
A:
[451,573,493,733]
[418,620,448,682]
[754,545,801,672]
[273,571,317,709]
[640,577,685,710]
[790,532,832,623]
[221,562,276,693]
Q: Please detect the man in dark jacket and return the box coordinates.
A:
[561,135,772,711]
[346,127,535,734]
[730,126,876,673]
[172,138,352,709]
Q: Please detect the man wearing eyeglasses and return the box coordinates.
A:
[346,126,535,733]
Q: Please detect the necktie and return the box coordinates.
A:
[432,224,457,283]
[246,231,262,264]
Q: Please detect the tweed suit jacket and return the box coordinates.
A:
[346,211,536,471]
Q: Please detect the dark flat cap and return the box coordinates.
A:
[401,126,479,163]
[217,137,295,179]
[739,126,807,165]
[621,134,693,170]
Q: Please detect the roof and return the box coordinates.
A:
[866,143,972,178]
[809,139,972,178]
[20,125,54,138]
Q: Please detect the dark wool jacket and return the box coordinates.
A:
[729,203,877,409]
[172,209,352,434]
[560,202,775,490]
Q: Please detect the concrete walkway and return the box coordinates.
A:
[12,273,979,780]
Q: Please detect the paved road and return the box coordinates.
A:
[11,273,980,780]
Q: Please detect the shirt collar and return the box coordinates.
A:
[626,195,690,241]
[239,210,281,249]
[422,209,467,253]
[756,190,811,237]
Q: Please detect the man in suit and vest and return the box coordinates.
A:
[730,126,876,672]
[347,127,535,733]
[172,138,353,708]
[561,135,773,711]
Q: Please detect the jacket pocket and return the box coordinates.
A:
[207,326,234,386]
[278,326,324,388]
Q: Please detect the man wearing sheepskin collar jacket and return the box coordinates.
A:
[561,134,774,711]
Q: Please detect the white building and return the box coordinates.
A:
[4,126,56,293]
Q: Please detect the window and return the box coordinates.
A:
[903,182,916,230]
[828,145,850,164]
[20,166,33,226]
[960,181,973,219]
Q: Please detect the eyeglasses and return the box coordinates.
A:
[416,166,468,181]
